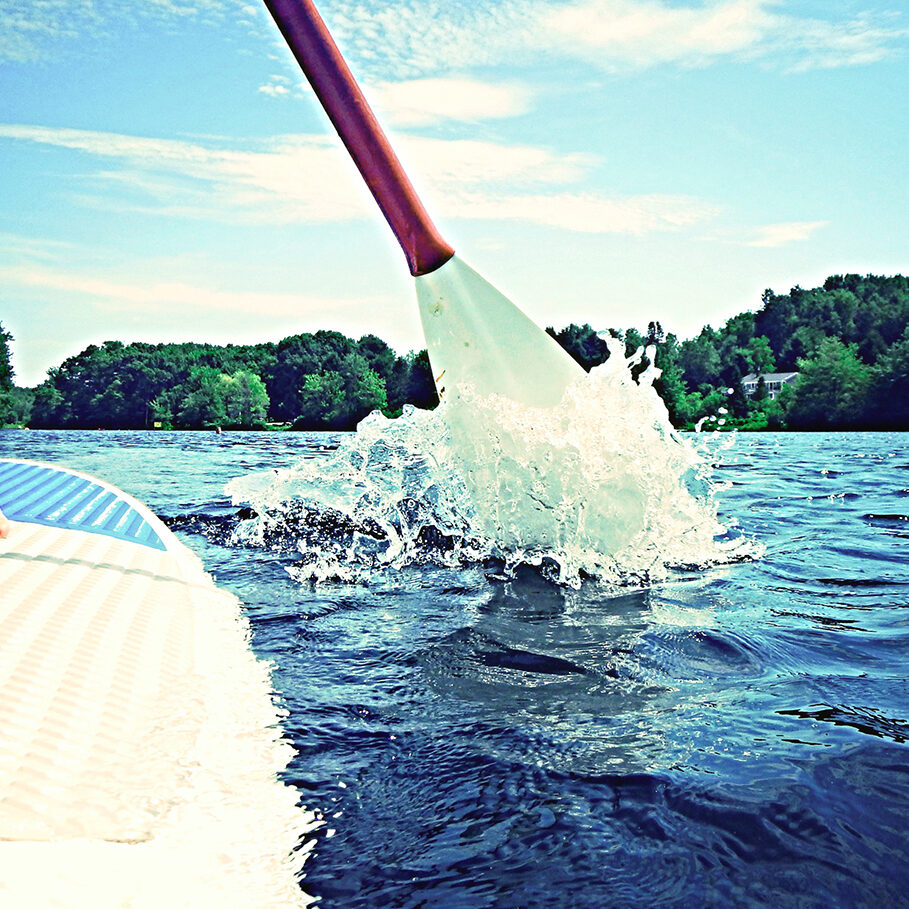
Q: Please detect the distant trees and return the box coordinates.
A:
[741,336,776,376]
[786,340,872,429]
[151,367,270,429]
[659,274,908,430]
[31,340,191,429]
[4,272,907,432]
[294,353,387,430]
[754,275,909,370]
[23,329,438,431]
[0,322,12,388]
[678,331,722,391]
[223,370,270,427]
[0,322,13,426]
[402,350,438,411]
[867,328,909,429]
[545,323,611,371]
[543,274,907,431]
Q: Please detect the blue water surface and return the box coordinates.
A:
[1,429,907,908]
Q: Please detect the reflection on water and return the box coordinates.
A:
[1,429,908,908]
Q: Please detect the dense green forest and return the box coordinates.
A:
[0,323,15,425]
[547,273,908,431]
[0,327,437,430]
[2,273,907,431]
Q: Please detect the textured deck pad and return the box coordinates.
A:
[0,520,196,840]
[0,460,167,550]
[0,460,315,907]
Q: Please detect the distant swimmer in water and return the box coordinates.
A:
[0,508,10,538]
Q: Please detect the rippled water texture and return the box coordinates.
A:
[2,428,907,907]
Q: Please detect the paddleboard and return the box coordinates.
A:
[0,458,316,908]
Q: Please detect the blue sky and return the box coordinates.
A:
[1,0,907,386]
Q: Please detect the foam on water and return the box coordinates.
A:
[228,338,758,587]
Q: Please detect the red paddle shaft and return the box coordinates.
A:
[264,0,455,277]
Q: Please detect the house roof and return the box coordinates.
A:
[742,372,799,383]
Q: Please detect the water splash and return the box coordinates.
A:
[227,338,758,587]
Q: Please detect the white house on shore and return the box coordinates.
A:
[742,372,799,399]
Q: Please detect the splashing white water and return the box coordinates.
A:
[228,338,758,588]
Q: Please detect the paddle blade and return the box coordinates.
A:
[415,257,584,408]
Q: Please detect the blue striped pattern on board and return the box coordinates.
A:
[0,460,167,550]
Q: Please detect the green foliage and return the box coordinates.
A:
[0,322,12,390]
[546,323,610,371]
[403,349,438,411]
[295,354,387,430]
[151,367,270,429]
[0,322,20,426]
[787,339,872,429]
[3,387,33,425]
[651,333,687,425]
[26,330,436,431]
[296,371,346,429]
[660,273,908,430]
[30,380,66,428]
[177,367,230,429]
[10,271,908,432]
[756,275,909,369]
[350,362,388,420]
[222,370,270,427]
[537,274,899,431]
[0,391,13,427]
[548,275,909,429]
[866,327,909,429]
[742,336,776,375]
[679,330,722,392]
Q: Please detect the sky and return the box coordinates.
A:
[1,0,907,387]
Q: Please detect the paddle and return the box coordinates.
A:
[263,0,585,408]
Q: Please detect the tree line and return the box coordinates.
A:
[2,272,907,431]
[664,273,908,430]
[545,273,908,430]
[0,329,437,430]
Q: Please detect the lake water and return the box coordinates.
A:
[1,428,907,908]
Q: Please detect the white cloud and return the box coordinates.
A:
[0,263,372,317]
[545,0,774,68]
[256,72,533,128]
[401,136,596,188]
[398,138,720,230]
[0,232,81,262]
[775,12,907,73]
[258,83,290,96]
[368,77,532,127]
[324,2,527,79]
[439,190,719,233]
[258,75,292,97]
[747,220,827,247]
[0,0,265,61]
[326,0,908,77]
[3,0,905,73]
[559,1,909,73]
[0,123,719,236]
[0,124,372,223]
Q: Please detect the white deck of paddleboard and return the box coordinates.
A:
[0,459,316,908]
